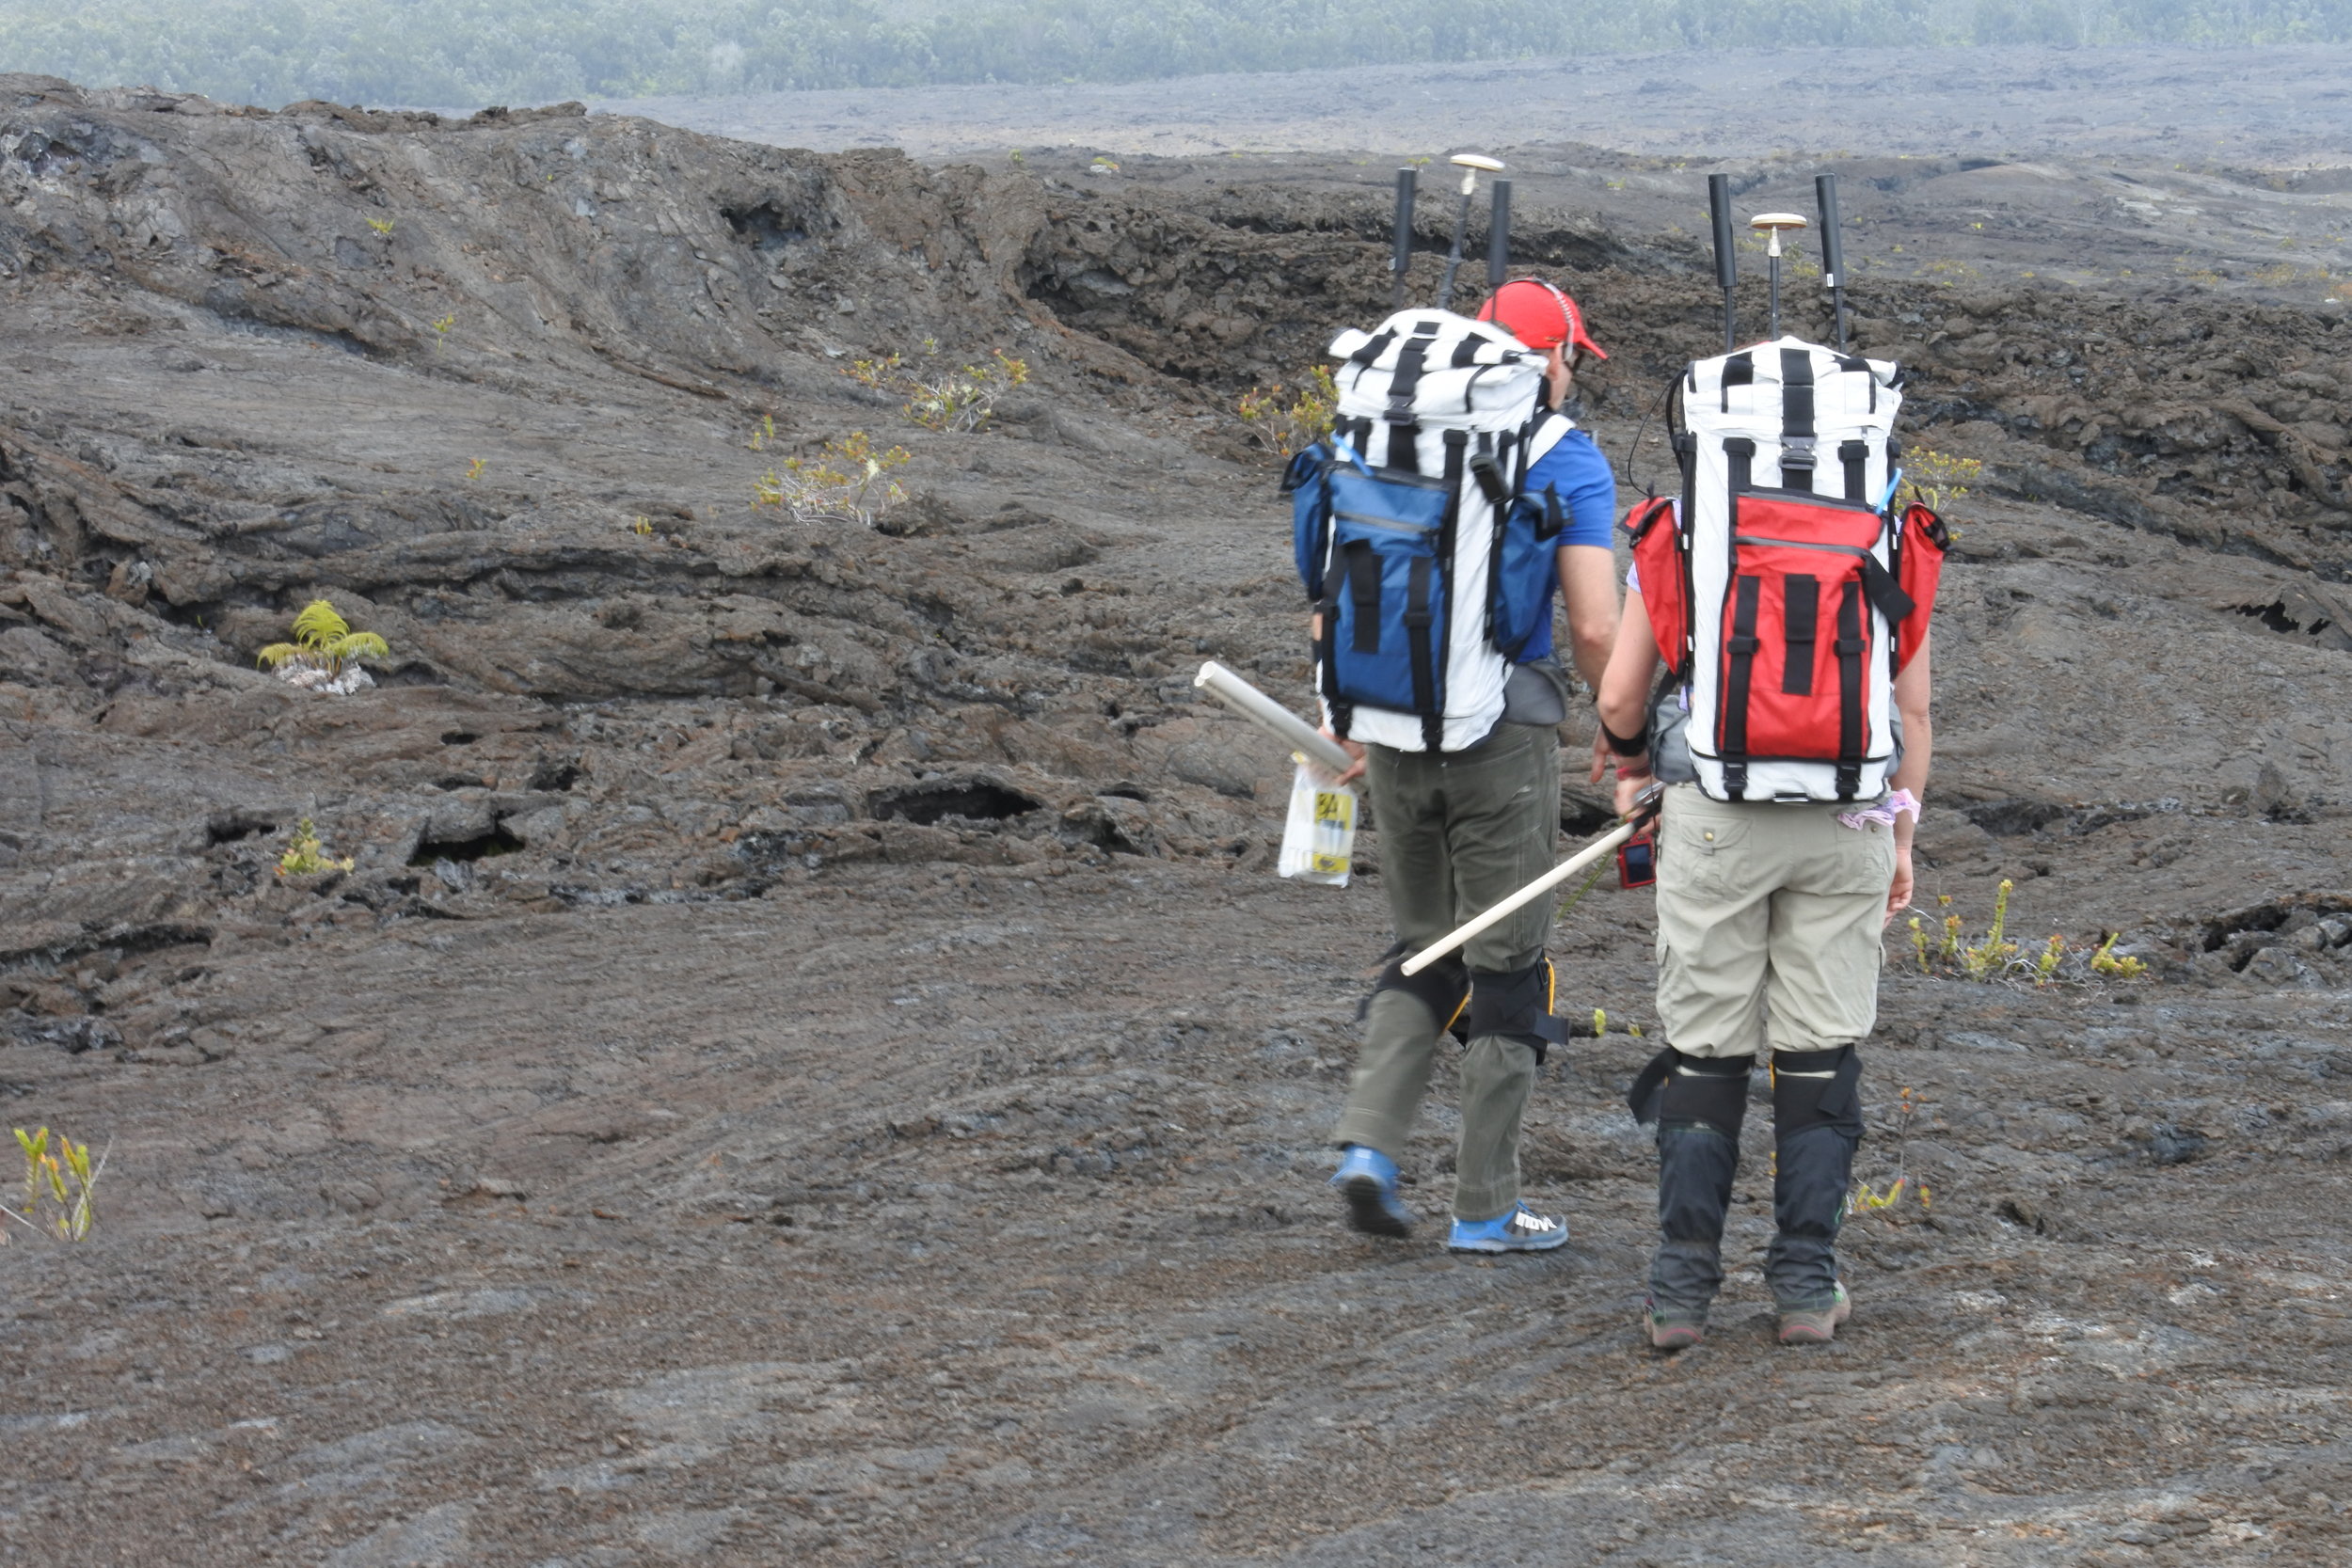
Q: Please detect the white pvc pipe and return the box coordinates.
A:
[1400,821,1637,975]
[1193,660,1356,777]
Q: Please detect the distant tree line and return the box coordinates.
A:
[0,0,2343,109]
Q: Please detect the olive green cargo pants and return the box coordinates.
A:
[1331,721,1560,1223]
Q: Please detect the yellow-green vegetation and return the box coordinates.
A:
[903,349,1029,433]
[277,817,355,878]
[1906,880,2150,987]
[2090,931,2149,980]
[844,348,1030,433]
[256,598,390,677]
[1847,1085,1931,1219]
[5,1127,102,1243]
[628,514,656,536]
[365,215,395,236]
[465,456,486,482]
[1237,366,1338,460]
[754,431,911,528]
[1900,448,1982,515]
[430,313,456,350]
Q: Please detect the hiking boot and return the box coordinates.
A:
[1330,1145,1413,1238]
[1777,1281,1852,1346]
[1447,1205,1568,1253]
[1645,1295,1706,1351]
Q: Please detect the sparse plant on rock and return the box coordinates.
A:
[1901,449,1982,515]
[1904,879,2149,988]
[903,349,1030,433]
[4,1126,103,1243]
[2090,931,2149,980]
[754,431,911,528]
[257,598,389,694]
[278,817,354,878]
[840,347,1029,433]
[1847,1086,1931,1220]
[845,354,902,391]
[465,457,486,482]
[1238,366,1338,460]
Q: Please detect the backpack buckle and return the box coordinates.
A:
[1781,435,1818,471]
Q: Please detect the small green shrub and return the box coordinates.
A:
[278,817,354,878]
[1905,879,2150,989]
[1901,449,1982,515]
[1237,366,1338,460]
[5,1127,103,1243]
[754,431,911,528]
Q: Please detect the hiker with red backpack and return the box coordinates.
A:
[1596,338,1947,1348]
[1288,279,1620,1251]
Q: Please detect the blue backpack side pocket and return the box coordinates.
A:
[1282,444,1333,602]
[1324,464,1454,718]
[1489,484,1565,661]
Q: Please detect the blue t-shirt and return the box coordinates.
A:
[1516,425,1617,662]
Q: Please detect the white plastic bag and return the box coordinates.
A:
[1278,757,1357,887]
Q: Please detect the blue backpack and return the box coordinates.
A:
[1283,310,1570,754]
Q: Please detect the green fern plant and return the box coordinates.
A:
[257,599,390,678]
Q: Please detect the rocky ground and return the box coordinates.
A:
[0,52,2349,1567]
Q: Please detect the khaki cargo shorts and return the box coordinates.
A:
[1653,784,1897,1059]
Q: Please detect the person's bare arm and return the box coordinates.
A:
[1886,632,1933,920]
[1556,544,1619,694]
[1596,589,1661,808]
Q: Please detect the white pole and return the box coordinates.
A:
[1400,820,1636,975]
[1193,660,1356,777]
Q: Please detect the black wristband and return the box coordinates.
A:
[1599,717,1651,756]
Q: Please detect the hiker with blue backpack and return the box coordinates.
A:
[1286,279,1621,1251]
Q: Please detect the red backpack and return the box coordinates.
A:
[1628,339,1947,802]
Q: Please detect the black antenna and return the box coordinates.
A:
[1708,173,1738,353]
[1486,178,1512,294]
[1815,172,1848,353]
[1390,168,1417,309]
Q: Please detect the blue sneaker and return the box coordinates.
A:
[1447,1206,1569,1253]
[1330,1145,1413,1238]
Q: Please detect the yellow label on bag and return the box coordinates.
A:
[1313,790,1354,827]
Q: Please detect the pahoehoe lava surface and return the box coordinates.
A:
[2,62,2352,1566]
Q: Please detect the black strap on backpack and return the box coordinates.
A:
[1404,431,1470,752]
[1783,575,1819,696]
[1780,347,1817,485]
[1839,439,1869,503]
[1834,353,1877,413]
[1384,327,1439,472]
[1721,573,1761,800]
[1720,351,1754,413]
[1723,436,1755,497]
[1834,580,1866,800]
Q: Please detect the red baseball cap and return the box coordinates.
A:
[1476,279,1608,360]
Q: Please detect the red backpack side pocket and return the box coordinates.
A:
[1894,502,1949,673]
[1626,497,1691,677]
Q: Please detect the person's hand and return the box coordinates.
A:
[1612,758,1654,816]
[1587,726,1611,784]
[1322,730,1367,786]
[1884,845,1915,927]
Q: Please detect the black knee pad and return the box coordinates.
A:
[1629,1049,1755,1140]
[1466,958,1567,1063]
[1772,1045,1863,1139]
[1362,948,1471,1043]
